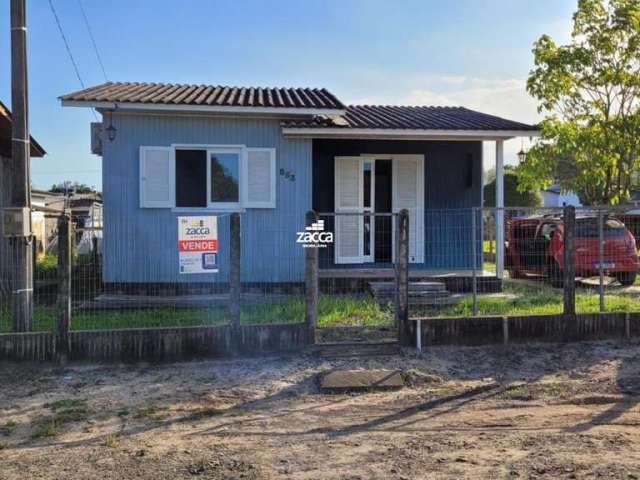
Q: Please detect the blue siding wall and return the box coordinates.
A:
[102,114,311,284]
[312,139,483,270]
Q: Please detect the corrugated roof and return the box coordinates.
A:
[0,100,46,157]
[283,105,538,131]
[60,81,346,110]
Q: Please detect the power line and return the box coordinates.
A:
[47,0,98,121]
[77,0,108,82]
[48,0,85,89]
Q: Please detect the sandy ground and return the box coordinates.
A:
[2,341,640,479]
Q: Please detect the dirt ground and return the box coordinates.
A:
[2,341,640,479]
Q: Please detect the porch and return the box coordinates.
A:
[284,105,540,286]
[309,138,501,288]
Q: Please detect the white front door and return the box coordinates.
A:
[334,156,375,264]
[334,154,424,264]
[392,155,425,263]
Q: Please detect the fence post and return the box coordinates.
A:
[229,213,241,338]
[395,209,410,346]
[305,210,319,344]
[563,205,576,318]
[598,210,605,312]
[471,208,478,316]
[56,213,72,363]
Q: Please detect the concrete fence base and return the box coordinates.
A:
[0,323,308,362]
[418,312,638,347]
[2,313,639,363]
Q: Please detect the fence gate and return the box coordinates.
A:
[305,210,409,351]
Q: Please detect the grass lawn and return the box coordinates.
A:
[434,280,640,317]
[0,295,392,332]
[2,280,638,332]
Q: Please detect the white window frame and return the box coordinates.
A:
[206,146,244,210]
[170,143,275,212]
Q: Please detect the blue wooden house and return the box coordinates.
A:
[61,82,538,291]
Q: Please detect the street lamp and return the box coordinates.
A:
[517,138,527,163]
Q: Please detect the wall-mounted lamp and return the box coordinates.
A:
[105,110,117,142]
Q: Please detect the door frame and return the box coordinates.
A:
[334,154,425,264]
[365,154,425,264]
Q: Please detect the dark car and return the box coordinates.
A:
[506,215,639,286]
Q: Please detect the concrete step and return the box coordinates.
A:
[369,281,448,293]
[312,340,400,358]
[369,280,452,306]
[320,369,405,392]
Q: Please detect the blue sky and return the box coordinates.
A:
[0,0,576,191]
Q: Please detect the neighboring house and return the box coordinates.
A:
[38,191,104,255]
[61,81,538,289]
[69,192,103,254]
[0,100,46,295]
[31,189,63,256]
[541,184,582,208]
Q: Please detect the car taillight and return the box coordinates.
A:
[627,232,636,252]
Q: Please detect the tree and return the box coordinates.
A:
[49,181,95,195]
[518,0,640,205]
[484,166,543,207]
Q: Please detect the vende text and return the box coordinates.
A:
[178,240,218,252]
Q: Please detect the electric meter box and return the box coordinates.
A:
[2,207,31,237]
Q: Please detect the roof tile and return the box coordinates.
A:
[283,105,538,131]
[61,81,346,110]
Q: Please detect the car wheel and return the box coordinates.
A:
[549,261,563,288]
[614,271,637,286]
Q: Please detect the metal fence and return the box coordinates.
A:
[2,204,640,339]
[415,205,640,319]
[313,212,399,342]
[1,211,311,334]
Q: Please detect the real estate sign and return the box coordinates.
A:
[178,216,218,274]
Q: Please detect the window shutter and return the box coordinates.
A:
[140,146,174,208]
[244,148,276,208]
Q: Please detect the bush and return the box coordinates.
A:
[36,254,58,277]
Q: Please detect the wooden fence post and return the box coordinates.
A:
[305,210,319,344]
[229,213,241,338]
[56,214,72,363]
[395,209,410,346]
[563,205,576,315]
[563,205,576,339]
[471,208,478,316]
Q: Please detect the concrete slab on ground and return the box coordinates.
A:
[320,369,404,392]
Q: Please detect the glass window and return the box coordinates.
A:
[210,152,240,203]
[176,149,207,207]
[363,161,372,209]
[576,217,626,238]
[540,223,557,241]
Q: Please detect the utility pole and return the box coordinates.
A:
[9,0,33,331]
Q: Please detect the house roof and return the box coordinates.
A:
[60,81,346,113]
[0,100,46,157]
[282,105,538,132]
[544,183,562,194]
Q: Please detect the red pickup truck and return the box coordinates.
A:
[506,215,639,286]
